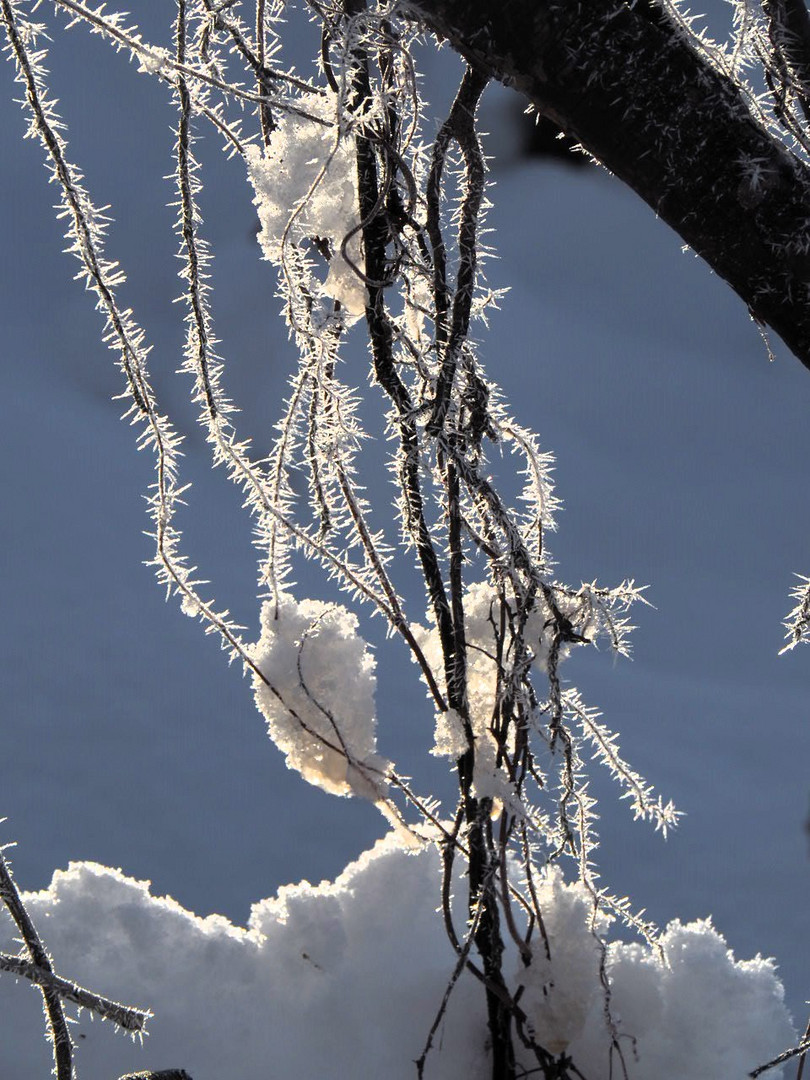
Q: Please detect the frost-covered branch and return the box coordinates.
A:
[0,842,73,1080]
[0,953,150,1033]
[751,1026,810,1077]
[408,0,810,370]
[118,1071,193,1080]
[780,573,810,650]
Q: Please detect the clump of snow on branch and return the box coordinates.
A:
[250,594,389,797]
[415,579,623,808]
[415,579,554,807]
[246,92,366,317]
[0,835,794,1080]
[417,582,577,727]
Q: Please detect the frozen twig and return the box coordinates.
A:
[0,844,73,1080]
[0,953,150,1032]
[750,1028,810,1076]
[118,1071,193,1080]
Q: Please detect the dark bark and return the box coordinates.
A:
[407,0,810,370]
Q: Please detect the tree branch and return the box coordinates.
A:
[407,0,810,369]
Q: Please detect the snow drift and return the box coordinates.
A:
[0,834,795,1079]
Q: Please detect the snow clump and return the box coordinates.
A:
[246,91,366,317]
[415,580,586,806]
[250,594,389,797]
[513,865,795,1078]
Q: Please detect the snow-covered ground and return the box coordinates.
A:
[0,3,808,1077]
[0,836,796,1080]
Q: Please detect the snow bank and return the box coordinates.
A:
[0,836,795,1080]
[516,869,795,1080]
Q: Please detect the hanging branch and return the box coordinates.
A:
[425,66,488,435]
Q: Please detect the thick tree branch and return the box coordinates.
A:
[408,0,810,369]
